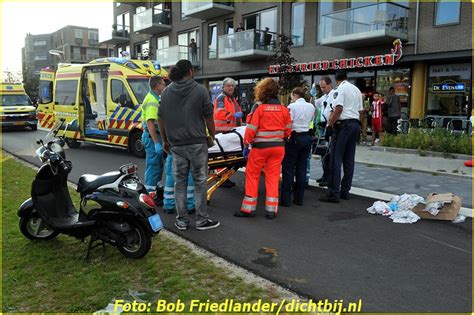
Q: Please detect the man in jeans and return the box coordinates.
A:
[158,60,220,231]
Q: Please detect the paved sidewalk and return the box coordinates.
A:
[354,145,472,178]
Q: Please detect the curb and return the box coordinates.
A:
[367,145,472,161]
[354,159,473,179]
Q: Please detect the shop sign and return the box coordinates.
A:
[268,39,403,74]
[429,64,471,78]
[432,80,466,92]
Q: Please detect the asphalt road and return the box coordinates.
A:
[2,129,472,312]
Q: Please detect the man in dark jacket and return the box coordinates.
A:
[158,60,220,231]
[385,87,401,134]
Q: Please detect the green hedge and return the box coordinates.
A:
[380,128,472,155]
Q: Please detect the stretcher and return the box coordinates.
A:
[207,127,246,203]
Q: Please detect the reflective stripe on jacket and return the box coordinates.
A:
[213,92,242,132]
[244,99,292,149]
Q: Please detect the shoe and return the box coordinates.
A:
[187,208,195,214]
[163,208,175,214]
[340,193,350,200]
[233,210,255,218]
[293,200,303,206]
[319,181,328,187]
[316,177,324,183]
[279,201,290,207]
[319,195,340,203]
[174,221,188,231]
[220,180,236,188]
[196,219,220,230]
[265,212,276,220]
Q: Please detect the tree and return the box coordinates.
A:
[269,33,309,104]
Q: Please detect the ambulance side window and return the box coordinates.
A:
[55,80,78,105]
[39,80,53,104]
[111,79,133,108]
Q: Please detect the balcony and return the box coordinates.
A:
[182,1,234,20]
[100,26,130,45]
[134,8,171,35]
[218,29,277,61]
[156,45,200,68]
[319,2,409,48]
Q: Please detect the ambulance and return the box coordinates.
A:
[0,83,37,130]
[38,58,168,157]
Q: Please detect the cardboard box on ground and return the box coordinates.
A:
[413,193,463,221]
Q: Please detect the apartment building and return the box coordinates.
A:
[102,1,472,120]
[22,26,113,81]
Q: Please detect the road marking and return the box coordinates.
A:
[419,234,471,254]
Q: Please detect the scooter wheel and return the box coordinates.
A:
[117,221,152,259]
[19,213,58,240]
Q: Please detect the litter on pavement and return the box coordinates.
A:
[367,193,465,224]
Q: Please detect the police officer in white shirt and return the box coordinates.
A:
[280,87,316,207]
[320,70,362,203]
[315,76,335,187]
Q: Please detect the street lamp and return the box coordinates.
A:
[49,49,64,62]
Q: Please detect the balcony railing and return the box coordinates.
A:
[156,45,200,68]
[99,25,130,45]
[320,2,409,48]
[134,8,171,34]
[218,29,277,61]
[182,1,234,19]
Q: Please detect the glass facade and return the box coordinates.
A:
[427,63,471,117]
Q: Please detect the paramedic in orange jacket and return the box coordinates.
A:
[235,78,292,220]
[213,77,243,133]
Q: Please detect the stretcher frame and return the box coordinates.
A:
[206,129,247,203]
[207,152,246,204]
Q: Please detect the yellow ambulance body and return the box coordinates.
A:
[0,83,37,130]
[39,58,168,157]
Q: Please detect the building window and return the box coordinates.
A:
[435,0,461,26]
[55,80,78,105]
[318,0,333,42]
[208,23,217,59]
[136,6,146,14]
[225,19,234,34]
[157,36,169,50]
[427,63,471,117]
[75,29,83,38]
[376,68,411,114]
[135,41,149,59]
[291,3,305,47]
[116,12,130,33]
[178,29,199,63]
[34,54,47,61]
[88,30,99,45]
[244,7,278,33]
[33,40,46,46]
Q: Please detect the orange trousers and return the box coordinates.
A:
[241,146,285,214]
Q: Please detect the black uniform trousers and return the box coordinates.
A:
[327,119,360,198]
[281,132,312,205]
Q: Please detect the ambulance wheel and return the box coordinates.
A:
[65,138,81,149]
[31,125,37,131]
[129,131,145,158]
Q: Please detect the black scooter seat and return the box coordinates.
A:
[77,171,122,193]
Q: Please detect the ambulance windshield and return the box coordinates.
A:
[128,78,148,104]
[1,95,32,106]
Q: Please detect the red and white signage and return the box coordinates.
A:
[268,39,403,74]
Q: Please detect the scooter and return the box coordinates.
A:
[17,119,163,259]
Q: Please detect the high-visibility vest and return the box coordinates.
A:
[245,100,292,149]
[213,93,242,132]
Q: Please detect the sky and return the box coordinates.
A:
[1,1,113,76]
